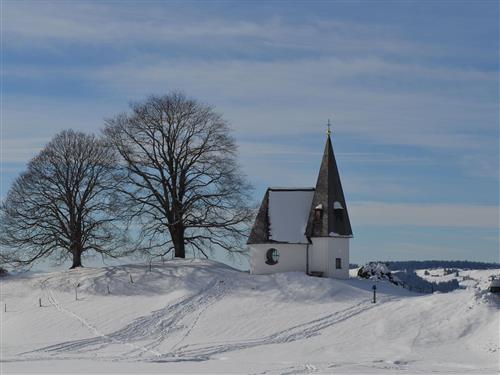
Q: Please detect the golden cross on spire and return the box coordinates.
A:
[326,118,332,137]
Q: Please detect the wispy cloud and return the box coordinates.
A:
[1,137,50,163]
[4,1,497,166]
[4,1,431,59]
[379,242,480,260]
[350,202,499,228]
[460,154,499,180]
[6,56,493,151]
[240,142,432,165]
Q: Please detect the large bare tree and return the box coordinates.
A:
[104,92,252,259]
[0,130,126,269]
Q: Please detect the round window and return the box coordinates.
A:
[265,248,279,265]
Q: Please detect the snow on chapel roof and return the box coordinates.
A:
[247,188,314,244]
[268,189,314,243]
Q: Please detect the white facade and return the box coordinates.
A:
[250,243,307,275]
[249,237,349,279]
[309,237,349,279]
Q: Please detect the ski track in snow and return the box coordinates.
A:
[26,274,396,363]
[159,297,397,361]
[279,363,318,375]
[25,277,164,358]
[251,363,318,375]
[27,277,230,361]
[168,280,229,353]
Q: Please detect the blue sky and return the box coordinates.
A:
[2,0,499,268]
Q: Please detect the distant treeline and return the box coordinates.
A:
[384,260,500,271]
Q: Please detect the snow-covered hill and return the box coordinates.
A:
[415,267,498,290]
[1,259,498,374]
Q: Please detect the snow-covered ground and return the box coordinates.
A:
[416,268,498,290]
[1,260,498,374]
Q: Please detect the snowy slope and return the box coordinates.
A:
[1,259,498,374]
[416,268,499,289]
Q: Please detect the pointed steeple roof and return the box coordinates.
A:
[306,134,353,238]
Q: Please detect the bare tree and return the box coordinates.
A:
[0,251,11,276]
[104,92,253,259]
[0,130,126,269]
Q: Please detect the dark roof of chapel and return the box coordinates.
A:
[305,135,353,238]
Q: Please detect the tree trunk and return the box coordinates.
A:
[171,226,186,258]
[70,247,83,269]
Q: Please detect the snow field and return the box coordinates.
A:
[1,259,498,374]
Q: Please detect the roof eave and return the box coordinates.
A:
[247,240,311,245]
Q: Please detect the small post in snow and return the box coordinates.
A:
[372,284,377,303]
[107,284,110,294]
[129,274,134,284]
[4,303,6,313]
[75,283,80,301]
[149,260,152,273]
[39,297,42,308]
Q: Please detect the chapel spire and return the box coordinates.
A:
[305,127,352,238]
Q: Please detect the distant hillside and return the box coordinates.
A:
[383,260,500,271]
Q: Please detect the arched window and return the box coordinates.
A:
[333,201,343,209]
[265,248,280,265]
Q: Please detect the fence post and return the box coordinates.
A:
[372,285,377,303]
[75,282,80,301]
[39,297,42,307]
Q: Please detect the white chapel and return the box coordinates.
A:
[247,129,353,279]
